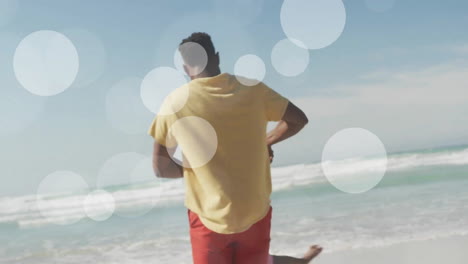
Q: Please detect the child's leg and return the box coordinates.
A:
[271,245,322,264]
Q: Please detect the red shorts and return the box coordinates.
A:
[188,207,272,264]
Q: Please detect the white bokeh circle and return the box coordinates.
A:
[365,0,396,13]
[321,128,387,194]
[0,0,18,27]
[97,152,147,189]
[234,54,266,86]
[13,30,79,96]
[83,190,115,221]
[166,116,218,169]
[106,77,154,134]
[271,38,310,77]
[140,67,188,115]
[280,0,346,50]
[130,156,158,186]
[97,152,157,218]
[174,42,208,76]
[36,171,89,225]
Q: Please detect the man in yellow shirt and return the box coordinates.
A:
[148,32,308,264]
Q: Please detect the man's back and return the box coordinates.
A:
[149,73,289,234]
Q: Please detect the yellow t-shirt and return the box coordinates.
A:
[148,73,289,234]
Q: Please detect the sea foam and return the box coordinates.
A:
[1,147,467,229]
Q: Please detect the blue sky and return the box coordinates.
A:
[1,0,468,196]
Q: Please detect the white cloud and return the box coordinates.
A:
[355,62,468,105]
[273,60,468,165]
[295,60,468,113]
[450,44,468,55]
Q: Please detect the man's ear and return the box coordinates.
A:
[183,64,190,76]
[215,52,220,66]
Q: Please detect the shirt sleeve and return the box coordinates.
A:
[147,115,177,148]
[261,83,289,121]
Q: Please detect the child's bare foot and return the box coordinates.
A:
[302,245,323,263]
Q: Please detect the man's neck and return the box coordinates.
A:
[191,68,221,80]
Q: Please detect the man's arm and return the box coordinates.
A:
[152,142,183,178]
[266,101,308,147]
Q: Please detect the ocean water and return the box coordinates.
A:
[1,146,468,263]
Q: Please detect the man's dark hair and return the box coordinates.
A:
[179,32,216,66]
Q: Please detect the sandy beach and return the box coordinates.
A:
[315,235,468,264]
